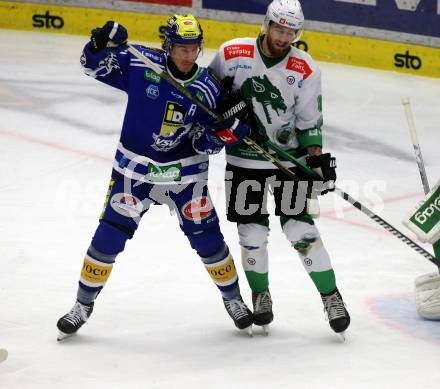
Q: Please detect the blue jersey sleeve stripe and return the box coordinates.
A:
[191,82,216,109]
[193,80,217,108]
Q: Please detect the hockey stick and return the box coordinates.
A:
[127,44,437,264]
[262,133,439,266]
[402,97,440,267]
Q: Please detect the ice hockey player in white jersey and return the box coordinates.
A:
[209,0,350,337]
[56,14,254,340]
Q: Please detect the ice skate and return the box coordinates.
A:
[252,289,273,335]
[57,301,94,341]
[321,288,350,340]
[223,295,253,335]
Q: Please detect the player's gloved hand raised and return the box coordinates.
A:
[210,117,250,145]
[90,21,128,53]
[306,153,337,195]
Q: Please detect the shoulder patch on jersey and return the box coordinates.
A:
[207,67,222,84]
[286,57,313,80]
[224,44,254,60]
[136,46,165,64]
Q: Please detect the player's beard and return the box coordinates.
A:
[265,34,290,58]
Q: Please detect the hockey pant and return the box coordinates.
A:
[76,172,240,305]
[238,219,336,294]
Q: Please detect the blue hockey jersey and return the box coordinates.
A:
[80,43,222,184]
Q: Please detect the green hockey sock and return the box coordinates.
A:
[309,269,336,294]
[244,271,269,293]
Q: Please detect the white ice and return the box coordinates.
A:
[0,30,439,389]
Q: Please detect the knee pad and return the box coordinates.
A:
[283,219,332,272]
[282,219,320,254]
[237,223,269,249]
[91,220,132,255]
[185,224,224,258]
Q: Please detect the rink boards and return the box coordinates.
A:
[0,0,439,78]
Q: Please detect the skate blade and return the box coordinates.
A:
[262,325,270,336]
[0,349,8,363]
[242,325,253,337]
[337,331,346,342]
[57,331,75,342]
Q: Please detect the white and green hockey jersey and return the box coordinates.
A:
[209,37,323,169]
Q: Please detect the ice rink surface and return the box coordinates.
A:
[1,30,439,388]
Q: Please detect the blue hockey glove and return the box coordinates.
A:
[210,117,250,145]
[192,124,225,155]
[306,153,337,195]
[90,21,128,53]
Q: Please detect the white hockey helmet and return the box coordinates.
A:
[262,0,304,43]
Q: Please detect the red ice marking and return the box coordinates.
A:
[365,293,440,345]
[0,130,111,162]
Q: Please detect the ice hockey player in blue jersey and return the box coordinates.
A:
[56,14,253,340]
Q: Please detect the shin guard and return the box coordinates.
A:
[201,244,239,299]
[282,219,336,294]
[238,223,270,292]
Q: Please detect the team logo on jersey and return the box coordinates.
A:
[286,75,296,85]
[195,90,205,103]
[181,196,213,221]
[242,75,287,125]
[151,126,191,152]
[159,101,186,137]
[224,44,254,60]
[110,193,143,218]
[146,84,160,99]
[286,57,313,80]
